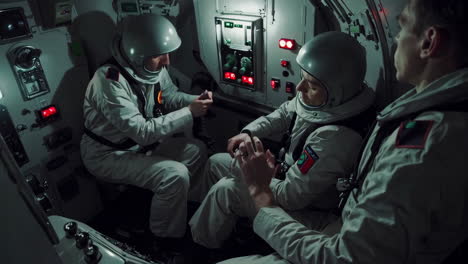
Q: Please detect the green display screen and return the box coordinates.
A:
[224,22,234,28]
[234,24,243,28]
[121,3,138,12]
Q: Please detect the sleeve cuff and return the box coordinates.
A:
[253,206,288,237]
[240,129,253,137]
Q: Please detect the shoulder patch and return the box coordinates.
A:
[395,120,434,149]
[106,67,120,81]
[296,145,320,174]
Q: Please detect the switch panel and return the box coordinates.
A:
[0,104,29,166]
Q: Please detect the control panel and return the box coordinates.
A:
[115,0,180,19]
[215,15,263,91]
[49,215,158,264]
[0,104,29,166]
[8,45,51,101]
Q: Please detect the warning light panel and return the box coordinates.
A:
[279,38,296,50]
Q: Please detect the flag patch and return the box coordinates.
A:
[296,145,319,174]
[106,67,119,81]
[395,120,434,149]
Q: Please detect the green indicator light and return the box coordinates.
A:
[225,39,232,44]
[234,24,243,28]
[224,22,234,28]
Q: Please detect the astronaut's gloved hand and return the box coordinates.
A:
[189,96,213,117]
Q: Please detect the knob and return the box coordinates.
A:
[75,232,90,249]
[63,222,77,238]
[84,244,102,264]
[15,47,42,69]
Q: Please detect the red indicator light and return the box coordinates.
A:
[224,72,237,80]
[242,76,254,85]
[41,106,57,118]
[271,79,280,89]
[279,39,296,50]
[37,105,59,124]
[279,39,287,48]
[280,60,289,67]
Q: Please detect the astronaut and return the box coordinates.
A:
[189,31,376,250]
[220,0,468,263]
[80,14,212,254]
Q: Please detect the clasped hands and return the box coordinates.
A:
[228,133,278,211]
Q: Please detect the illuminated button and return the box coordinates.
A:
[242,76,254,85]
[41,106,57,118]
[285,82,295,94]
[271,78,280,89]
[37,105,60,124]
[279,39,287,48]
[224,72,236,80]
[280,60,290,67]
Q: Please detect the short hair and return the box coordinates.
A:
[410,0,468,65]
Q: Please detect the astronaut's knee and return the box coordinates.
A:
[207,153,231,170]
[209,177,237,200]
[155,161,190,196]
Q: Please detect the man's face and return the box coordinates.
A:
[394,1,425,85]
[296,70,328,107]
[144,53,170,72]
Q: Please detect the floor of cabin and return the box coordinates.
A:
[88,186,274,263]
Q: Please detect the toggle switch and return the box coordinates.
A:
[271,78,281,89]
[286,82,295,94]
[75,232,90,249]
[64,221,77,238]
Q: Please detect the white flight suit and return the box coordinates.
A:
[80,64,207,238]
[219,68,468,263]
[190,87,375,248]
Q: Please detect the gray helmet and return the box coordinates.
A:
[119,14,181,77]
[296,31,366,108]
